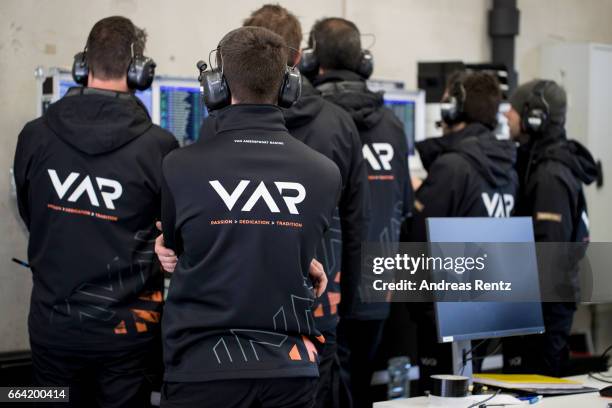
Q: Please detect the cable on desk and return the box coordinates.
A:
[587,343,612,382]
[588,372,612,384]
[466,389,501,408]
[461,340,502,376]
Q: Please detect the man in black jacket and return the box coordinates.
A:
[13,16,178,407]
[503,79,597,376]
[156,7,369,406]
[244,7,369,407]
[160,27,342,408]
[406,72,517,238]
[400,71,518,392]
[307,17,413,408]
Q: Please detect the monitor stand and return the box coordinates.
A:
[452,340,473,381]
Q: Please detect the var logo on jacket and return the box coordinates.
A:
[363,143,394,171]
[482,192,514,217]
[48,170,123,210]
[210,180,306,215]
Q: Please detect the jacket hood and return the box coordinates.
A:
[282,76,325,129]
[533,137,598,185]
[313,70,385,130]
[45,87,152,155]
[417,123,517,187]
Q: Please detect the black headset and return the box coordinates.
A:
[298,37,374,80]
[72,43,156,91]
[197,48,302,111]
[441,79,467,126]
[521,80,551,135]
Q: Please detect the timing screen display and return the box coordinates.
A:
[159,86,207,146]
[385,99,415,155]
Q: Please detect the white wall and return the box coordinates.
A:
[1,0,612,352]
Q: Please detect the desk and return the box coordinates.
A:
[374,369,612,407]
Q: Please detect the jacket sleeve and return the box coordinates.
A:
[400,137,414,219]
[338,122,370,317]
[530,173,574,242]
[161,166,183,255]
[13,124,35,229]
[405,156,464,242]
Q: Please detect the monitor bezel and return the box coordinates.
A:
[426,217,546,344]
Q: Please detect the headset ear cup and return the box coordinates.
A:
[521,104,531,133]
[441,97,458,125]
[356,50,374,79]
[441,80,465,126]
[127,57,156,91]
[72,52,89,86]
[523,107,547,134]
[297,48,319,79]
[278,66,302,109]
[522,81,551,135]
[200,69,231,111]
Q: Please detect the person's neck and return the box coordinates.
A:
[88,75,129,93]
[446,122,466,134]
[230,96,276,105]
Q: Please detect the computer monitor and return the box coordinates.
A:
[426,217,545,377]
[367,80,426,173]
[151,79,207,146]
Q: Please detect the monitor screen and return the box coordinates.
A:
[59,79,153,115]
[427,217,545,343]
[384,99,416,155]
[158,85,207,146]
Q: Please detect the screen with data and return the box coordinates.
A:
[384,99,416,156]
[159,85,207,146]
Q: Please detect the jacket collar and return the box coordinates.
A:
[215,104,288,134]
[313,69,365,87]
[66,86,134,100]
[64,86,150,119]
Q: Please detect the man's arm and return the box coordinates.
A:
[160,168,182,255]
[403,156,462,242]
[530,173,574,242]
[155,222,177,273]
[13,125,35,229]
[399,135,414,219]
[338,125,370,317]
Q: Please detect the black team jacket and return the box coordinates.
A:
[403,122,519,243]
[515,125,596,243]
[161,104,342,381]
[13,87,178,350]
[199,77,369,333]
[283,78,369,331]
[514,125,597,302]
[314,70,413,320]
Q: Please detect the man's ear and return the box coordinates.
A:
[292,49,302,67]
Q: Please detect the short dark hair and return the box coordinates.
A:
[243,4,302,64]
[86,16,146,80]
[310,18,361,71]
[218,27,288,104]
[448,71,502,129]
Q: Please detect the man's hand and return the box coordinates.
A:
[155,221,178,273]
[411,176,423,192]
[309,258,327,297]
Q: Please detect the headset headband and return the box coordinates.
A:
[531,80,551,111]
